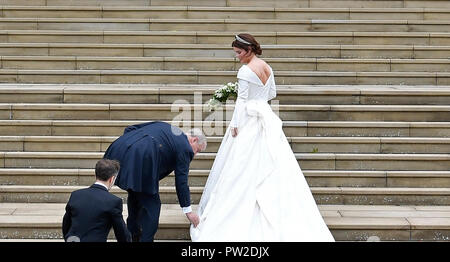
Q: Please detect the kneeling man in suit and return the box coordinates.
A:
[62,159,131,242]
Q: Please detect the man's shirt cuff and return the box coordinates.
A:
[182,206,192,214]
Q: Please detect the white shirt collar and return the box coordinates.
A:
[94,181,109,190]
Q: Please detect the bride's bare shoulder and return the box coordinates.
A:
[258,59,271,75]
[248,59,270,71]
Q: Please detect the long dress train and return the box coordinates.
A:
[190,64,335,242]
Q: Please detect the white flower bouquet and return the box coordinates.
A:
[207,82,238,111]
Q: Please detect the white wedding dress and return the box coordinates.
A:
[190,64,335,242]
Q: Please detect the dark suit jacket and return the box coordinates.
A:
[103,121,194,208]
[62,184,131,242]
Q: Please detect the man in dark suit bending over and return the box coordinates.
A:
[104,121,207,242]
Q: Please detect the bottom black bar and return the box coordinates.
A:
[0,241,446,261]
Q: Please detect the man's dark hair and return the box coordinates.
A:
[95,159,120,181]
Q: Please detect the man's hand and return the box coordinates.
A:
[186,212,200,228]
[231,127,238,137]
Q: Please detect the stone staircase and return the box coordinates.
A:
[1,0,450,241]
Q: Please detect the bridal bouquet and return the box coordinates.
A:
[207,82,238,111]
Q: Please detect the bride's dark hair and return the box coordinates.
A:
[232,33,262,55]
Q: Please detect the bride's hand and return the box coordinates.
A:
[231,127,238,137]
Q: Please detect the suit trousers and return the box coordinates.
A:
[126,190,161,242]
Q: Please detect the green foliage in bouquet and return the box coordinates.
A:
[207,82,238,111]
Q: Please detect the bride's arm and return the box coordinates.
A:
[268,74,276,101]
[229,78,249,136]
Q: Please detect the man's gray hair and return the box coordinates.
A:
[186,128,207,150]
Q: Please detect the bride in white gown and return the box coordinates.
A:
[190,33,335,242]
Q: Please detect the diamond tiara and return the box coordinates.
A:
[235,35,252,45]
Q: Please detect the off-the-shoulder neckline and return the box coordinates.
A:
[242,64,272,86]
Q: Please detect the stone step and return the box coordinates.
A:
[2,203,450,241]
[2,84,450,105]
[2,56,450,72]
[3,0,450,9]
[2,6,450,20]
[1,0,155,6]
[312,0,450,9]
[1,30,449,46]
[0,43,448,59]
[161,170,450,189]
[1,168,450,188]
[0,119,448,137]
[2,103,450,121]
[1,69,450,85]
[1,18,450,32]
[0,151,449,171]
[1,135,450,154]
[1,185,450,206]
